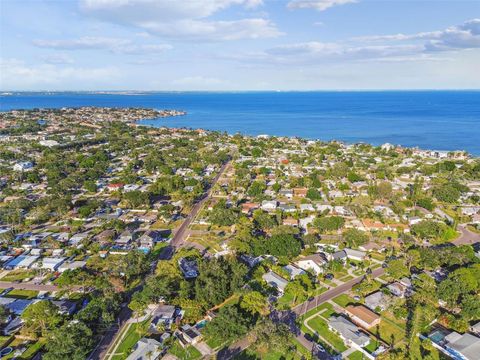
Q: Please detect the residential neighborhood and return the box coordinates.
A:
[0,107,479,360]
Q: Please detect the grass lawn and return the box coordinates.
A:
[292,337,310,358]
[0,335,13,348]
[332,294,356,308]
[168,342,202,360]
[378,315,406,345]
[188,234,223,252]
[1,270,37,282]
[301,301,331,320]
[364,338,380,353]
[19,339,46,359]
[2,338,45,360]
[4,289,39,299]
[348,351,365,360]
[370,253,386,261]
[315,302,335,319]
[277,292,295,309]
[111,320,150,360]
[306,316,348,352]
[339,275,354,282]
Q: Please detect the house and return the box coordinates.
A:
[39,257,66,271]
[52,300,77,315]
[344,248,366,261]
[387,282,409,298]
[328,315,371,347]
[2,299,37,316]
[178,324,202,346]
[279,189,293,199]
[365,291,389,311]
[126,338,162,360]
[345,305,381,329]
[283,264,306,279]
[58,260,87,273]
[178,258,199,279]
[69,232,89,246]
[283,218,299,227]
[4,255,39,270]
[300,204,315,212]
[150,305,177,332]
[261,200,277,212]
[107,183,124,191]
[116,230,134,245]
[138,230,163,249]
[278,204,296,213]
[13,161,33,172]
[330,250,347,262]
[293,188,308,198]
[295,253,327,275]
[240,254,263,268]
[241,202,259,214]
[443,331,480,360]
[2,316,23,335]
[262,271,288,294]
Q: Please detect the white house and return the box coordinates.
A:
[13,161,33,172]
[261,200,278,212]
[295,254,327,276]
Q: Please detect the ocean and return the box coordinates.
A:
[1,91,479,155]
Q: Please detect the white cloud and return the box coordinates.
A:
[355,18,480,51]
[41,53,74,64]
[264,41,422,62]
[33,36,172,54]
[142,18,280,41]
[79,0,280,41]
[0,58,119,90]
[287,0,357,12]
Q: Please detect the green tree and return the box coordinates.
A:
[343,228,369,247]
[313,216,345,233]
[44,321,94,360]
[240,291,269,316]
[203,305,252,344]
[21,300,63,337]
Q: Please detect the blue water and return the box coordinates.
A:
[1,91,479,155]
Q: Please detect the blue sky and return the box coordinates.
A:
[1,0,479,90]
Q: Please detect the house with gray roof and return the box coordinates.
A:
[444,332,480,360]
[364,291,389,312]
[126,338,162,360]
[262,271,288,294]
[328,315,371,347]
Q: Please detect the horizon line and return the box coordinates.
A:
[2,89,480,93]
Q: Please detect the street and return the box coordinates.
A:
[89,161,230,360]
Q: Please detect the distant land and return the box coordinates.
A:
[1,90,479,155]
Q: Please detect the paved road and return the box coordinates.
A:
[89,161,230,360]
[170,161,230,249]
[292,267,385,316]
[0,281,62,292]
[453,224,480,246]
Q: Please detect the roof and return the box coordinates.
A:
[328,315,370,346]
[5,255,39,268]
[345,305,380,327]
[344,248,366,258]
[445,332,480,360]
[299,253,327,266]
[283,264,305,278]
[262,271,288,292]
[154,305,176,319]
[126,337,162,360]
